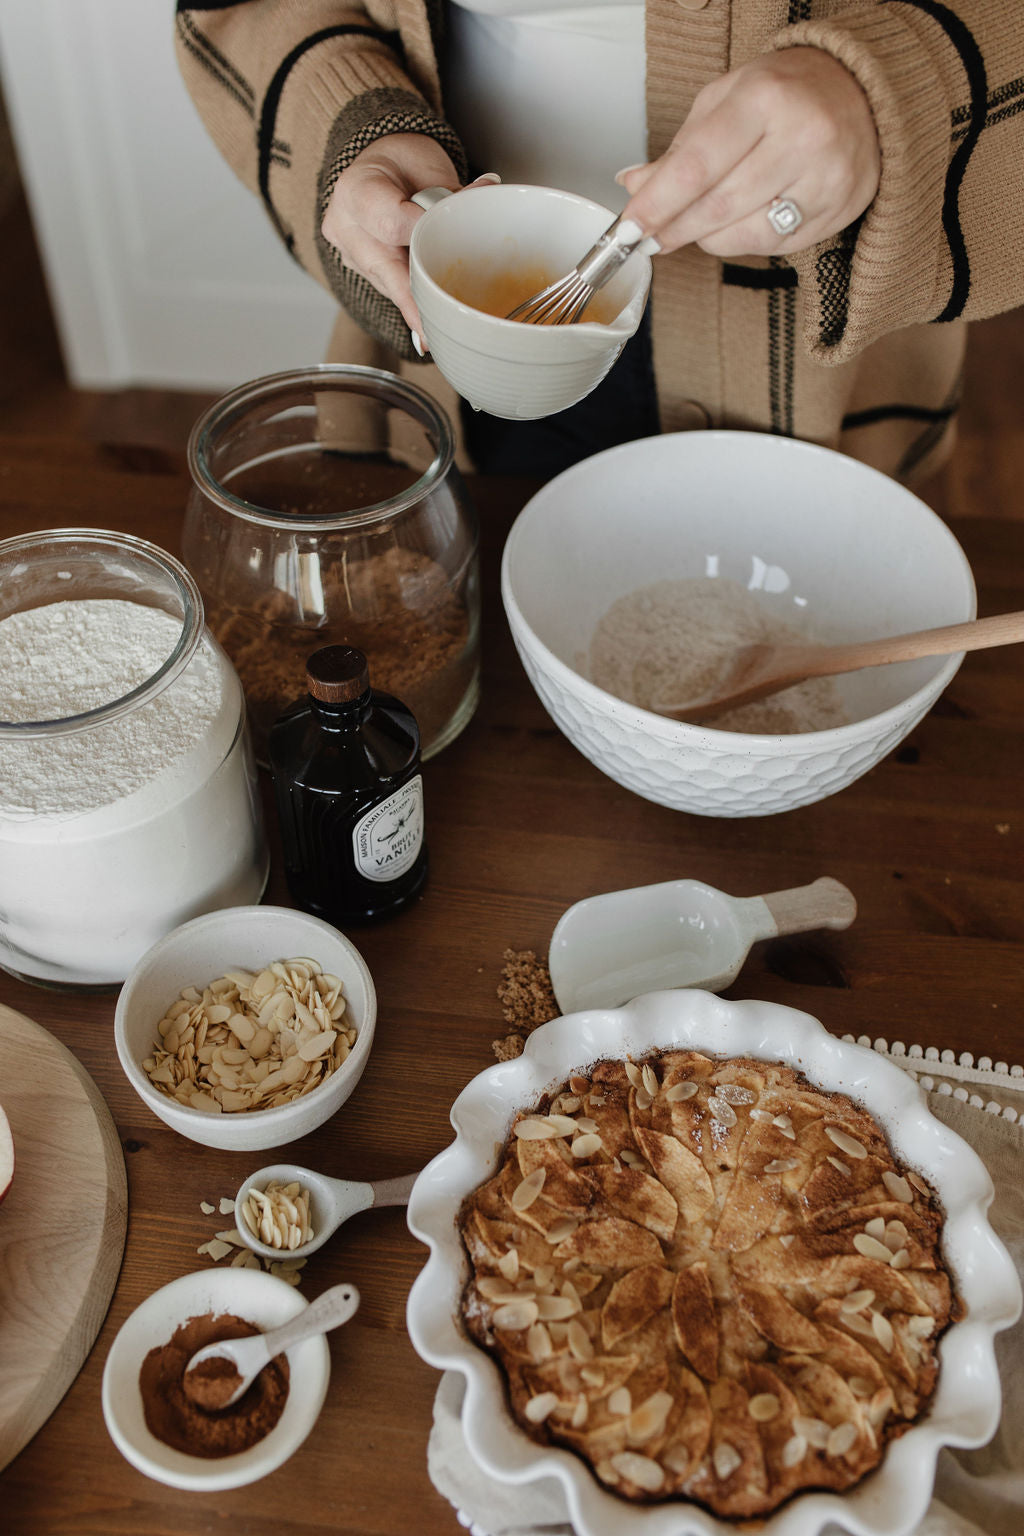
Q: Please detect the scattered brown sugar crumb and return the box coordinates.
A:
[491,1033,525,1062]
[494,948,558,1059]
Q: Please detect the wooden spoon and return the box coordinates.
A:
[651,609,1024,724]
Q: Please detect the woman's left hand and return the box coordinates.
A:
[618,47,881,257]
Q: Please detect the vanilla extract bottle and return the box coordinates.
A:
[269,645,427,925]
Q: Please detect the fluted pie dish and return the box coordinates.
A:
[406,991,1020,1536]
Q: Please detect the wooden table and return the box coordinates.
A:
[2,447,1024,1535]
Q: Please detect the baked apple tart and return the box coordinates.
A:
[458,1050,957,1520]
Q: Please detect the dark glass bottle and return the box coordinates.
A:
[268,645,428,925]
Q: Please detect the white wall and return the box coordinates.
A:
[0,0,336,389]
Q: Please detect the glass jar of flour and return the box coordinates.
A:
[182,366,480,765]
[0,529,269,989]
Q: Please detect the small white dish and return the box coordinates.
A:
[101,1267,330,1490]
[114,904,376,1152]
[406,990,1021,1536]
[409,182,651,420]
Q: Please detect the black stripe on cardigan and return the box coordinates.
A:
[841,402,957,430]
[176,16,253,117]
[885,0,988,322]
[258,25,402,250]
[722,264,798,290]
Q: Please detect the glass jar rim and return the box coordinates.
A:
[186,365,457,532]
[0,528,206,738]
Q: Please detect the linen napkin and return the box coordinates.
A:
[427,1075,1024,1536]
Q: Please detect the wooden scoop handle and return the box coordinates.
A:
[760,877,857,937]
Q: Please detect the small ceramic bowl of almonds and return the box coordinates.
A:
[114,905,376,1150]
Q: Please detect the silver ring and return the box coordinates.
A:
[767,196,803,237]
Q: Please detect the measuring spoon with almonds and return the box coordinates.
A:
[235,1163,419,1261]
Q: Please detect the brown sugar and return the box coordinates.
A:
[493,948,558,1060]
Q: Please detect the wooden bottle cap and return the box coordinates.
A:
[306,645,370,704]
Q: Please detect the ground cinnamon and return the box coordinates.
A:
[139,1311,289,1458]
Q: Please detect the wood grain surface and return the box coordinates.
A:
[0,438,1023,1532]
[0,1004,127,1472]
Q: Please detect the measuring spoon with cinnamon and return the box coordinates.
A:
[183,1282,360,1412]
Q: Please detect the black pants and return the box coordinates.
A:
[460,306,659,478]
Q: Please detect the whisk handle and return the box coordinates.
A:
[575,216,658,291]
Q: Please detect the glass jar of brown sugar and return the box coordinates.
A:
[182,366,480,764]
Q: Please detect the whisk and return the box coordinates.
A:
[506,215,657,325]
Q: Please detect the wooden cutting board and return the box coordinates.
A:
[0,1002,127,1470]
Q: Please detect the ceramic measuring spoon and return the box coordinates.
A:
[183,1282,359,1411]
[548,875,856,1013]
[234,1164,418,1262]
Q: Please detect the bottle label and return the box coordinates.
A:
[351,775,425,883]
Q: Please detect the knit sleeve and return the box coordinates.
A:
[770,0,1024,364]
[174,1,468,357]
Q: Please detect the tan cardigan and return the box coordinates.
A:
[176,0,1024,482]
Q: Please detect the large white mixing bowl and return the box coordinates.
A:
[501,432,976,817]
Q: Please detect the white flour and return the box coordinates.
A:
[0,598,267,985]
[588,578,848,734]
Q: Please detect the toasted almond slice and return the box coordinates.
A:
[853,1233,895,1263]
[624,1062,644,1090]
[713,1083,756,1105]
[610,1451,664,1493]
[641,1063,659,1097]
[498,1248,520,1282]
[826,1155,852,1176]
[865,1216,887,1239]
[871,1312,895,1352]
[571,1394,589,1428]
[827,1421,858,1457]
[571,1133,603,1159]
[511,1168,547,1212]
[665,1080,698,1102]
[825,1125,868,1159]
[524,1391,559,1423]
[713,1443,742,1481]
[748,1393,780,1422]
[793,1416,830,1450]
[567,1318,594,1362]
[526,1322,553,1362]
[708,1095,737,1127]
[493,1299,539,1331]
[782,1434,808,1468]
[607,1386,632,1416]
[514,1117,564,1141]
[882,1170,914,1203]
[840,1289,876,1313]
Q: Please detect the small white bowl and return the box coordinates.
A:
[407,991,1021,1536]
[409,183,651,420]
[501,431,976,816]
[114,904,376,1151]
[102,1266,330,1490]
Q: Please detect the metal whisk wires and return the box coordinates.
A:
[506,216,653,326]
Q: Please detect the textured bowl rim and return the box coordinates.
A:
[113,904,377,1134]
[500,431,976,749]
[406,990,1021,1536]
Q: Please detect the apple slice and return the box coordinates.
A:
[0,1102,14,1205]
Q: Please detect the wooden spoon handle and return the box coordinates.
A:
[778,608,1024,680]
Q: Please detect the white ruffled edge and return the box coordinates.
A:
[842,1035,1024,1126]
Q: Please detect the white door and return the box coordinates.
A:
[0,0,337,390]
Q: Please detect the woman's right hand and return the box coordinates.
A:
[321,133,500,345]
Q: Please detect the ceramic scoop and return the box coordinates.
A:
[548,875,856,1013]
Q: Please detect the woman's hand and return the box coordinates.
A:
[321,133,499,342]
[618,48,880,258]
[321,133,462,338]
